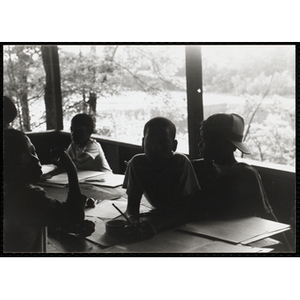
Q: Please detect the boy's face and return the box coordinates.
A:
[143,127,177,167]
[71,124,91,147]
[198,128,219,160]
[199,128,234,161]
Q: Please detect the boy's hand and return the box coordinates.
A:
[51,148,76,171]
[40,173,53,181]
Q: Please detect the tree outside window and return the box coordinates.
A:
[3,44,295,167]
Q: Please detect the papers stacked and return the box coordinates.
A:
[84,173,125,188]
[85,197,151,220]
[45,170,105,185]
[40,165,125,188]
[177,216,290,245]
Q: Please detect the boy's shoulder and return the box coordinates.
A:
[130,152,189,164]
[191,159,259,178]
[234,163,261,181]
[172,152,191,163]
[130,153,147,163]
[88,138,98,144]
[83,138,98,147]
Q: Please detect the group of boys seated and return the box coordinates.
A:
[3,95,274,253]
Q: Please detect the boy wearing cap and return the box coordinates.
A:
[192,113,273,219]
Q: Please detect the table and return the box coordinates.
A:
[40,183,286,254]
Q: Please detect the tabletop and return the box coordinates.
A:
[38,179,286,254]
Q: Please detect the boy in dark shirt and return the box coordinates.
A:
[3,129,86,253]
[192,113,273,219]
[123,117,200,231]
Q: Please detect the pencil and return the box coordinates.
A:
[112,203,132,224]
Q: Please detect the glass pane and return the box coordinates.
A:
[3,45,46,132]
[201,45,295,167]
[59,45,188,153]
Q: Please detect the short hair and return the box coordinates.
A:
[71,113,95,134]
[4,96,17,125]
[143,117,176,140]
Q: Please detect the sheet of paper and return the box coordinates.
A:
[100,229,272,253]
[83,173,125,188]
[247,237,281,248]
[45,170,105,185]
[100,229,214,253]
[85,198,128,219]
[240,228,289,245]
[85,217,107,245]
[41,164,56,174]
[85,197,151,220]
[85,216,129,248]
[185,241,274,253]
[35,184,122,203]
[177,217,290,244]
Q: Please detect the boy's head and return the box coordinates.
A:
[199,113,251,160]
[142,117,177,166]
[4,129,42,185]
[70,114,95,147]
[4,96,17,128]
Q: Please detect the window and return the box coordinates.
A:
[3,45,45,132]
[3,44,295,167]
[201,45,295,167]
[58,45,188,153]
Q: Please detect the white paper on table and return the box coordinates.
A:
[41,164,56,174]
[178,216,290,245]
[85,198,128,219]
[85,217,106,245]
[240,228,289,245]
[185,240,274,253]
[45,170,105,185]
[85,197,151,219]
[83,173,125,188]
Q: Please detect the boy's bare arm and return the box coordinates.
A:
[125,195,142,220]
[51,149,84,208]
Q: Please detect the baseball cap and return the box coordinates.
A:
[204,113,251,155]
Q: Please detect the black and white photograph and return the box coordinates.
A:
[1,3,299,299]
[2,43,296,255]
